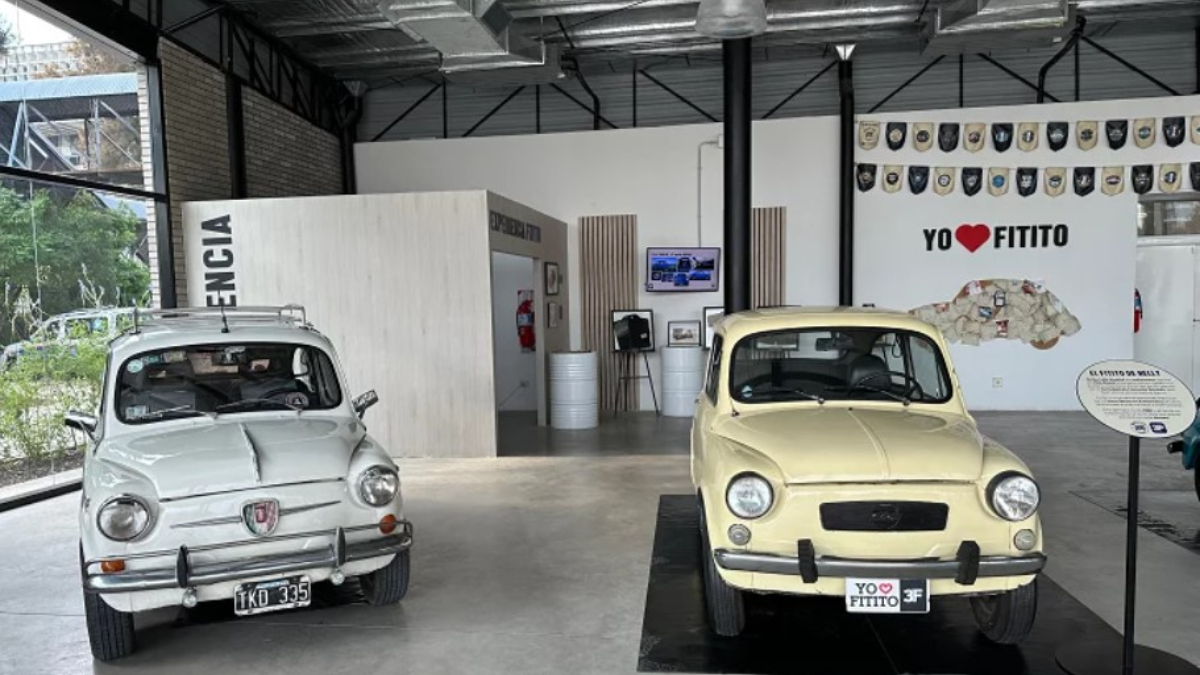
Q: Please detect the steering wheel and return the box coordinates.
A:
[849,370,924,399]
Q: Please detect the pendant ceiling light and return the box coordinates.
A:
[695,0,768,39]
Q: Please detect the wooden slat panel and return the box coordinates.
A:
[752,207,787,309]
[580,215,638,411]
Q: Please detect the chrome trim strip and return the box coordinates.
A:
[170,501,342,530]
[158,478,345,503]
[89,519,411,564]
[714,549,1046,579]
[85,528,412,593]
[240,424,261,484]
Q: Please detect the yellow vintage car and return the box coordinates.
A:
[692,307,1044,643]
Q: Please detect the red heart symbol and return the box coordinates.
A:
[879,582,894,594]
[955,223,991,253]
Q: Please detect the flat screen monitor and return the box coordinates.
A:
[646,247,720,292]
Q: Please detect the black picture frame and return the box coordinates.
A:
[611,309,655,352]
[645,247,721,293]
[668,320,702,347]
[544,262,560,296]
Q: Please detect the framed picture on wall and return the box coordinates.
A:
[548,302,560,328]
[703,306,724,349]
[668,320,702,347]
[612,309,654,352]
[544,262,561,296]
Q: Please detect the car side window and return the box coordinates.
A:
[705,335,724,403]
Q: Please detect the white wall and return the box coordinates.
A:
[356,94,1200,411]
[491,251,537,411]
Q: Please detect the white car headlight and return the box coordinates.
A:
[726,473,773,519]
[97,495,152,541]
[358,466,399,506]
[987,472,1040,522]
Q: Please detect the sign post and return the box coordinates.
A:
[1057,360,1200,675]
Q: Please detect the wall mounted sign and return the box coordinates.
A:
[489,211,542,243]
[200,214,237,307]
[1076,360,1195,438]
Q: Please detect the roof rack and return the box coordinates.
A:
[131,305,308,333]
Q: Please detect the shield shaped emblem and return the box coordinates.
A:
[991,123,1013,152]
[933,167,954,196]
[858,121,880,150]
[1046,122,1068,151]
[1191,162,1200,191]
[962,167,982,196]
[1160,163,1182,193]
[913,123,933,151]
[1017,122,1039,151]
[1163,117,1185,147]
[882,165,903,193]
[988,168,1010,196]
[1133,118,1155,148]
[242,499,280,536]
[938,123,959,152]
[886,122,907,150]
[1106,120,1128,149]
[1044,167,1066,197]
[1102,166,1125,196]
[1074,167,1095,196]
[856,163,877,192]
[909,165,930,194]
[1017,167,1038,197]
[1132,164,1154,194]
[964,123,985,152]
[1077,121,1098,150]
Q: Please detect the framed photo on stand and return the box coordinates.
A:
[668,320,703,347]
[612,309,655,352]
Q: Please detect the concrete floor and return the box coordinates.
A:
[0,412,1198,674]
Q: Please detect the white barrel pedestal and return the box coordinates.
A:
[662,346,705,417]
[550,351,599,430]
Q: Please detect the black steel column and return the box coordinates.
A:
[1123,435,1140,675]
[723,38,751,313]
[837,49,854,307]
[226,75,247,199]
[340,95,362,195]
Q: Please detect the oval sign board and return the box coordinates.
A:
[1076,360,1196,438]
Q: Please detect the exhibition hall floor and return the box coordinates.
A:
[1,412,1198,675]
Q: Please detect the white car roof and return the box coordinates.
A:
[109,306,334,360]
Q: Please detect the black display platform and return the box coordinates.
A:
[638,495,1121,675]
[1072,489,1200,556]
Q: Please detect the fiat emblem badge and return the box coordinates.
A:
[242,499,280,536]
[869,504,902,530]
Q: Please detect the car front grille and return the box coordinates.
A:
[819,501,949,532]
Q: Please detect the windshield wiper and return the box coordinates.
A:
[744,386,825,404]
[134,405,213,421]
[836,384,911,406]
[214,398,302,414]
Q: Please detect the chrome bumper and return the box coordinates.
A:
[85,521,413,594]
[714,547,1045,582]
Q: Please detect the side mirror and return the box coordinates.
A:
[64,411,98,439]
[353,390,379,418]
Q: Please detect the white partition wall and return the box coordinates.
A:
[183,191,568,458]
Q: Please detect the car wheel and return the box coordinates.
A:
[360,549,410,606]
[699,503,745,637]
[80,549,135,661]
[970,578,1037,645]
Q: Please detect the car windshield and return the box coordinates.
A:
[116,342,343,424]
[729,327,952,404]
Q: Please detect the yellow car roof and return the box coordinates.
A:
[717,306,941,344]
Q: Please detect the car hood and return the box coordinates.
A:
[98,417,365,500]
[712,406,984,484]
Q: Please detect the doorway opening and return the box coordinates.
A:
[1134,195,1200,392]
[490,251,540,452]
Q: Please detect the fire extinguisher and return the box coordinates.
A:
[1133,288,1143,333]
[517,291,536,352]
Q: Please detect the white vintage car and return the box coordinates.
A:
[66,306,412,661]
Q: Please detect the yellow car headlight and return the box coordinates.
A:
[726,473,773,519]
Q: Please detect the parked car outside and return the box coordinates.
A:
[1,307,136,368]
[692,307,1044,643]
[67,306,412,661]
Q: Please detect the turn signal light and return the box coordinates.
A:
[100,560,126,573]
[379,514,398,535]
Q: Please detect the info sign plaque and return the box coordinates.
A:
[1076,360,1196,438]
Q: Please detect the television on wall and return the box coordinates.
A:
[646,247,721,292]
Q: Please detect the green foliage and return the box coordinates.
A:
[0,186,149,344]
[0,334,107,462]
